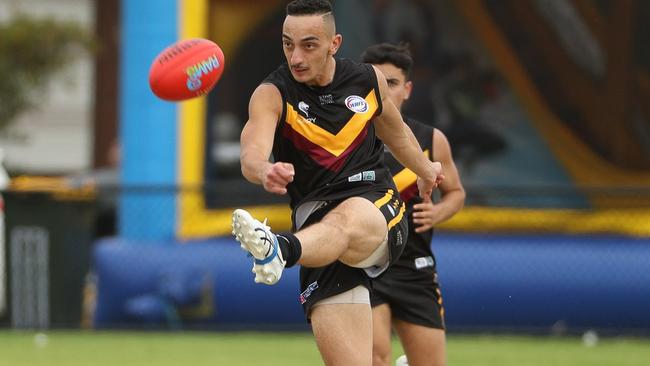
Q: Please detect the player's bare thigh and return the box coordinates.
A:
[393,319,447,366]
[312,302,373,366]
[321,196,388,266]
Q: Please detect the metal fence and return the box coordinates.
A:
[1,182,649,332]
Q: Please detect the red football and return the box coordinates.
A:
[149,38,225,101]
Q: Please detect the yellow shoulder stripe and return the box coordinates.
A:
[285,90,378,157]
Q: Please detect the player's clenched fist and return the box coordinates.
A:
[417,161,444,199]
[261,162,295,195]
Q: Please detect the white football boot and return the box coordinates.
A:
[232,209,286,285]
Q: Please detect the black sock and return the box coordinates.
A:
[277,232,302,268]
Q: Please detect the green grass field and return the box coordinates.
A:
[0,330,649,366]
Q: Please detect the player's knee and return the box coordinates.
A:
[346,206,387,242]
[372,349,391,366]
[372,336,392,366]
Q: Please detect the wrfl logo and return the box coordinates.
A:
[344,95,368,113]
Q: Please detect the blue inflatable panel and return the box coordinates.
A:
[94,234,650,332]
[93,237,304,328]
[434,233,650,331]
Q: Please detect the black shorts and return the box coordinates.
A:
[297,188,408,318]
[370,259,445,329]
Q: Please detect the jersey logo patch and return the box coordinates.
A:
[319,94,334,105]
[345,95,369,113]
[362,170,375,181]
[298,101,310,117]
[348,173,362,182]
[347,170,375,183]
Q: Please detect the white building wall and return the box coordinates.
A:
[0,0,95,174]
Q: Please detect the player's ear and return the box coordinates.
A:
[330,34,342,56]
[404,80,413,100]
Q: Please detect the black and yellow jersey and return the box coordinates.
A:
[263,58,396,208]
[384,117,435,267]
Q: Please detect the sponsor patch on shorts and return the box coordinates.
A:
[300,281,319,304]
[414,256,434,269]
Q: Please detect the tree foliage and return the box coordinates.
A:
[0,15,93,129]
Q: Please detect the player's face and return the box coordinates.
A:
[374,63,412,111]
[282,14,340,85]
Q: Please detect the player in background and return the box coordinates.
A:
[362,43,465,366]
[231,1,444,365]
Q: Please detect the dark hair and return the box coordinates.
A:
[286,0,333,16]
[361,43,413,78]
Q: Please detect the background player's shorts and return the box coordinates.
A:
[297,188,408,318]
[370,263,445,329]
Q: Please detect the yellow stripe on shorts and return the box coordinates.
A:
[374,189,394,208]
[387,202,406,230]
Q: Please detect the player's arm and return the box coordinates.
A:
[412,129,466,232]
[372,66,443,197]
[240,83,294,195]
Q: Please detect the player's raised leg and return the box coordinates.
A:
[295,197,388,268]
[232,196,389,284]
